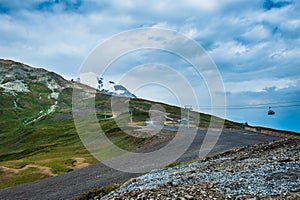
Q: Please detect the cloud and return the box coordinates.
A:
[225,78,299,93]
[1,0,299,131]
[242,25,271,42]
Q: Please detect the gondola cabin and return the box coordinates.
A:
[268,107,275,115]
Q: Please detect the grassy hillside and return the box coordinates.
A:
[0,60,241,189]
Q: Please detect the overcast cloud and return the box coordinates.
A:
[0,0,299,132]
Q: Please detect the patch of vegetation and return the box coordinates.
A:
[72,182,123,200]
[0,167,51,189]
[164,162,182,169]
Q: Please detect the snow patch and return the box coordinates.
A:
[24,101,58,126]
[47,80,60,100]
[50,92,59,100]
[97,77,136,98]
[115,89,124,95]
[0,81,30,95]
[47,80,61,91]
[14,100,18,108]
[5,74,14,78]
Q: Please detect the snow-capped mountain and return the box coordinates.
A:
[97,77,137,99]
[77,73,137,99]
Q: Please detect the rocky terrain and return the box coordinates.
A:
[100,138,300,200]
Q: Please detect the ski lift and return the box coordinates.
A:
[268,107,275,115]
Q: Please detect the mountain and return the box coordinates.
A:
[0,59,104,189]
[0,59,70,132]
[97,77,137,99]
[75,73,137,99]
[0,59,240,189]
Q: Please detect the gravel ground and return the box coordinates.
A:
[102,139,300,200]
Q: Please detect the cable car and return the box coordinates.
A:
[268,107,275,115]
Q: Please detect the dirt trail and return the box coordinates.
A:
[69,158,91,170]
[0,164,55,177]
[1,157,91,185]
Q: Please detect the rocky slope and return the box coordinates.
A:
[0,59,71,131]
[101,139,300,199]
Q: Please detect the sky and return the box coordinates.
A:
[0,0,299,132]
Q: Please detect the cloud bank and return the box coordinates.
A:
[0,0,299,132]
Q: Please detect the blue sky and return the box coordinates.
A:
[0,0,299,132]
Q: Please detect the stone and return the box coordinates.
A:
[291,187,300,192]
[184,194,194,200]
[172,181,179,187]
[130,190,136,197]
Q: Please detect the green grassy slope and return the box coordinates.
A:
[0,60,241,189]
